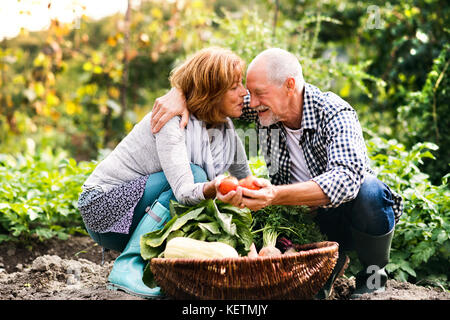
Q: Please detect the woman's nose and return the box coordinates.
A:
[239,84,247,96]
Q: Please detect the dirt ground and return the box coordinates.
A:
[0,235,448,301]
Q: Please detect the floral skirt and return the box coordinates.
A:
[77,175,149,234]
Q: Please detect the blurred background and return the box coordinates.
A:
[0,0,449,288]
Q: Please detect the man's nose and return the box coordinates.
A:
[249,94,259,108]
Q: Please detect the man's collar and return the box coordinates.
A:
[300,83,319,131]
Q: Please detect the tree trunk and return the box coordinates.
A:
[120,0,132,119]
[273,0,279,39]
[1,39,18,134]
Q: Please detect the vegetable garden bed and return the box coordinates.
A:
[1,235,449,300]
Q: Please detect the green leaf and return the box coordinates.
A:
[420,151,436,160]
[169,200,191,217]
[187,229,209,241]
[140,243,164,261]
[166,230,184,242]
[142,262,158,288]
[398,260,417,277]
[195,213,215,222]
[234,220,254,252]
[209,199,236,236]
[215,235,237,248]
[432,229,448,244]
[385,262,399,273]
[0,234,11,243]
[141,206,205,249]
[198,222,221,235]
[219,202,252,226]
[394,270,410,282]
[411,241,435,265]
[0,203,11,210]
[28,208,40,221]
[181,222,198,233]
[34,228,55,240]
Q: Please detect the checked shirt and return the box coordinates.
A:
[241,83,403,223]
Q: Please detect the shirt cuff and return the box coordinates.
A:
[312,169,361,208]
[178,182,206,205]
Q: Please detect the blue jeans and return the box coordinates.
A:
[87,164,207,252]
[314,175,395,251]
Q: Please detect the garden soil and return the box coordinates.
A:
[0,235,448,301]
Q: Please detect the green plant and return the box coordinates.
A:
[397,44,450,184]
[364,130,450,289]
[251,205,326,251]
[0,145,96,243]
[248,154,269,179]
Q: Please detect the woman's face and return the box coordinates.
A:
[218,75,248,119]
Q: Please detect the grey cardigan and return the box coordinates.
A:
[82,112,251,205]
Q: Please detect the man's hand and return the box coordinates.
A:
[215,176,274,210]
[240,178,276,211]
[151,87,189,134]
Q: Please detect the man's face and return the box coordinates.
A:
[245,64,286,127]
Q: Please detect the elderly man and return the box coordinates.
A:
[150,48,402,299]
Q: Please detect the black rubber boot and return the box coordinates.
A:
[314,248,349,300]
[350,226,395,298]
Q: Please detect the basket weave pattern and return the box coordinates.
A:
[150,241,339,300]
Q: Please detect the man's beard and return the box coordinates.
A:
[258,109,280,127]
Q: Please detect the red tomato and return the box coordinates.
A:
[238,176,261,190]
[218,176,239,195]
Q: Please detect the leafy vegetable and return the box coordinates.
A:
[140,198,253,288]
[251,205,326,250]
[0,149,95,243]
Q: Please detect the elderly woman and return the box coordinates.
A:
[77,47,251,298]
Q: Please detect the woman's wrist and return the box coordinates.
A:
[202,181,217,199]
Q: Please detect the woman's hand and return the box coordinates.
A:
[214,175,245,208]
[202,179,217,199]
[151,87,190,134]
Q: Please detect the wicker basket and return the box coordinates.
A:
[150,241,339,300]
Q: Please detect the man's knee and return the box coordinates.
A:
[352,175,395,235]
[355,176,393,209]
[190,164,208,183]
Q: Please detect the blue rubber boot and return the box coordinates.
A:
[107,200,171,298]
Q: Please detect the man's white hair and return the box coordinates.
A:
[248,48,304,90]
